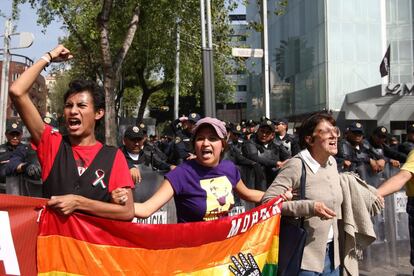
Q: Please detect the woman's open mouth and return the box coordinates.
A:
[201,149,213,159]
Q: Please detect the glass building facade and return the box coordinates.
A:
[387,0,414,84]
[245,0,412,121]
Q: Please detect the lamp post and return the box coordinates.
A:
[174,19,180,120]
[0,18,34,143]
[262,0,270,118]
[200,0,216,117]
[0,19,12,144]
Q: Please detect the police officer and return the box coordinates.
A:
[170,113,201,165]
[120,125,145,184]
[244,119,257,140]
[225,123,255,167]
[142,125,175,173]
[273,118,300,156]
[369,126,406,167]
[0,122,25,178]
[242,118,291,190]
[399,123,414,156]
[336,122,377,178]
[120,125,174,184]
[0,122,39,195]
[225,123,265,191]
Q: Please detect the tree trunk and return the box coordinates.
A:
[135,89,151,125]
[104,76,118,146]
[134,68,173,125]
[97,0,140,145]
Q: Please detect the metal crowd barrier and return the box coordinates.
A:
[133,164,177,224]
[0,181,5,193]
[4,175,42,197]
[360,163,410,271]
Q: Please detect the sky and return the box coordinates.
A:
[0,0,245,72]
[0,0,64,68]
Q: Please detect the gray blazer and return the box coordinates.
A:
[262,154,343,273]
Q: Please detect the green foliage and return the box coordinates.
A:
[120,86,142,118]
[13,0,237,123]
[48,72,72,116]
[245,0,289,31]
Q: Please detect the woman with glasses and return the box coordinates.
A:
[263,112,343,275]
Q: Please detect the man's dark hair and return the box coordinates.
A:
[63,80,105,111]
[298,111,336,149]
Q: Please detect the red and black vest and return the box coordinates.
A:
[42,136,117,202]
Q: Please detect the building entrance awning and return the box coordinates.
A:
[344,84,414,123]
[346,84,414,105]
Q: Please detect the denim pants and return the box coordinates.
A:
[298,242,340,276]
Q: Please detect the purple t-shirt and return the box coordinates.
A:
[165,159,241,223]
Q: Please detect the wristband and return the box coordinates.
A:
[40,56,51,66]
[46,52,53,62]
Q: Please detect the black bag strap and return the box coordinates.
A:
[298,157,306,200]
[297,156,306,227]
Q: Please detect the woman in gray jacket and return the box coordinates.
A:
[263,112,342,275]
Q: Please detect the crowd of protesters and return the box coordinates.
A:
[2,44,414,274]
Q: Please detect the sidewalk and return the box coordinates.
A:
[359,241,412,276]
[359,255,411,276]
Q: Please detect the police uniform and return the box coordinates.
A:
[170,113,201,165]
[224,123,265,191]
[0,123,26,184]
[244,119,257,140]
[225,123,257,167]
[335,122,374,179]
[242,119,291,190]
[368,126,407,163]
[273,118,300,156]
[121,125,172,172]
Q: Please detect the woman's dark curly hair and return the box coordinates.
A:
[298,111,336,150]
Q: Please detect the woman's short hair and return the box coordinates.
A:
[63,80,105,111]
[298,111,336,149]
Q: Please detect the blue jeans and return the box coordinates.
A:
[298,242,340,276]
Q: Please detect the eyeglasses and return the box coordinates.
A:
[313,126,340,138]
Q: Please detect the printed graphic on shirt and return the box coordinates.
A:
[75,159,86,175]
[75,157,93,176]
[200,176,234,221]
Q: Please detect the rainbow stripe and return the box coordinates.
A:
[37,197,282,275]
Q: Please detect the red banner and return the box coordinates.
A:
[0,194,46,276]
[37,198,282,275]
[0,194,283,275]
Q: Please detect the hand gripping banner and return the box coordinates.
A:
[37,197,283,275]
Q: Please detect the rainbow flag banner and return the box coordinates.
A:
[37,197,282,275]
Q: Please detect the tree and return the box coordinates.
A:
[13,0,238,143]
